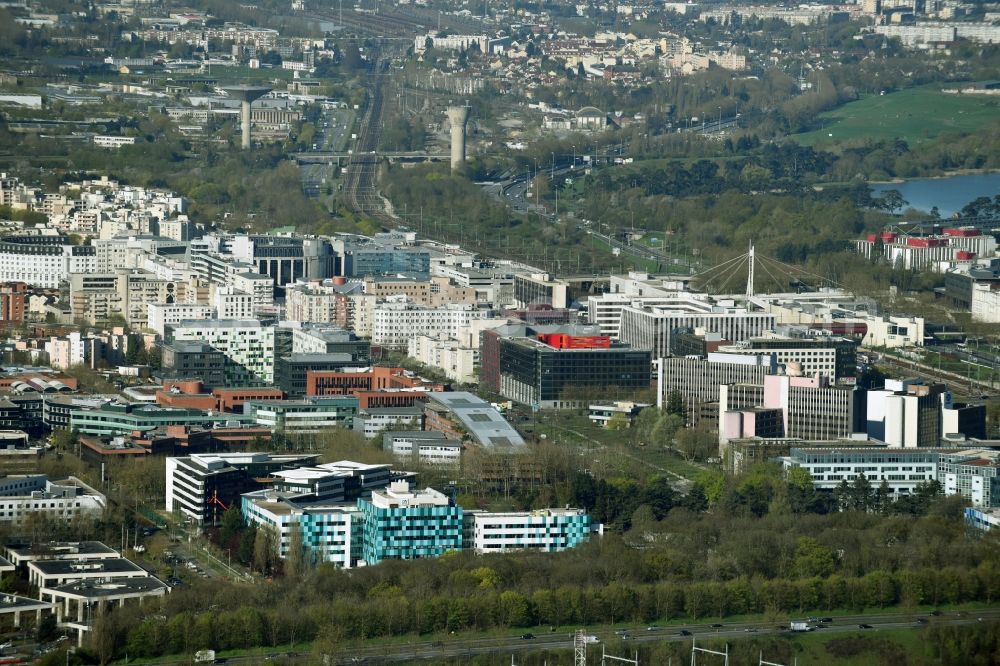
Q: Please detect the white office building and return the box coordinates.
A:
[466,508,596,554]
[371,296,491,348]
[619,301,775,359]
[0,475,106,524]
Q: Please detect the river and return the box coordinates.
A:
[870,172,1000,218]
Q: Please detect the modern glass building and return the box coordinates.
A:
[498,336,652,409]
[357,481,463,565]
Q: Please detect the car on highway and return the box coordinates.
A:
[858,624,873,629]
[916,618,928,624]
[710,623,723,628]
[646,626,660,631]
[677,630,692,636]
[744,628,758,633]
[520,634,535,640]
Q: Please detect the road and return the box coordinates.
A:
[327,608,1000,664]
[134,608,1000,665]
[300,107,355,199]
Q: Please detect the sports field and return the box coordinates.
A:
[793,85,1000,146]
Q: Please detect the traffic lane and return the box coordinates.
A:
[335,609,1000,663]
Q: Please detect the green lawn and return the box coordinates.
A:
[792,86,1000,147]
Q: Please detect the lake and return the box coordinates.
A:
[870,172,1000,218]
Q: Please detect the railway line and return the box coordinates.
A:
[308,7,430,37]
[341,48,397,226]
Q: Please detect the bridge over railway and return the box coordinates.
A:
[292,151,448,164]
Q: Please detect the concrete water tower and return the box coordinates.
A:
[446,105,470,171]
[223,85,272,149]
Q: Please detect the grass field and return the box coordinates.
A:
[792,86,1000,147]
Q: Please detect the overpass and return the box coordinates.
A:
[292,151,449,165]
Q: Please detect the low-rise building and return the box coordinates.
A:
[0,475,105,524]
[466,508,595,554]
[382,430,463,466]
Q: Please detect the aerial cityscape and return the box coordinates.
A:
[0,0,999,663]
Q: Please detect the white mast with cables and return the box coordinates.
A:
[745,241,755,305]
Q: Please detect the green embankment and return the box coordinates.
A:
[793,86,1000,146]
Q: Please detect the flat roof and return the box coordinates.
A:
[47,576,167,598]
[30,558,145,576]
[0,593,54,611]
[6,541,118,559]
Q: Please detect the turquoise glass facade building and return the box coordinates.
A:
[358,484,463,565]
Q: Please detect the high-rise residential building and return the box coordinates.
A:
[171,319,275,385]
[0,282,28,327]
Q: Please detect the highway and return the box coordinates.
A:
[131,608,1000,665]
[324,608,1000,664]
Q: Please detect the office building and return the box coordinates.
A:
[382,431,463,466]
[276,353,356,396]
[243,396,359,433]
[619,301,775,359]
[498,333,652,409]
[466,508,594,554]
[784,447,1000,507]
[159,342,227,387]
[70,402,251,437]
[657,352,777,426]
[0,475,106,524]
[721,374,863,444]
[358,481,463,565]
[165,452,319,523]
[513,273,569,309]
[866,379,948,447]
[780,447,939,497]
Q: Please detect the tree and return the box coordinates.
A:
[253,524,277,575]
[792,536,835,578]
[665,389,684,417]
[220,505,243,543]
[284,524,310,579]
[786,466,816,513]
[675,426,716,461]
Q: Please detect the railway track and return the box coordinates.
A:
[309,8,429,37]
[342,48,397,226]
